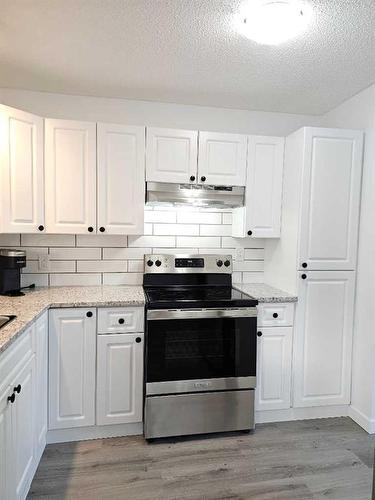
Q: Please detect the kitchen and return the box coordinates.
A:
[0,1,375,499]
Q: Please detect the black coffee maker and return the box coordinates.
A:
[0,249,27,296]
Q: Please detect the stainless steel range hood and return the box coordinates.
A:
[146,182,245,208]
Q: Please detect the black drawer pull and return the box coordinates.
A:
[38,225,44,231]
[257,331,262,337]
[135,337,142,343]
[302,262,307,268]
[7,393,15,404]
[301,274,307,280]
[118,318,125,325]
[273,313,278,319]
[14,384,21,394]
[86,311,93,318]
[88,226,94,232]
[247,230,252,236]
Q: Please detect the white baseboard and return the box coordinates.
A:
[47,422,143,444]
[348,405,375,434]
[256,405,349,424]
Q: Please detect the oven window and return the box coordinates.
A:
[146,316,256,382]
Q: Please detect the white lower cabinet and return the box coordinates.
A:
[256,327,293,411]
[0,383,11,499]
[293,271,355,407]
[34,312,48,461]
[96,333,144,425]
[49,308,96,429]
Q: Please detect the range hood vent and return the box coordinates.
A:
[146,182,245,209]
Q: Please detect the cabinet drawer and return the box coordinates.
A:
[97,307,144,334]
[257,303,294,327]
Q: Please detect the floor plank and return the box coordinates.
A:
[28,417,375,500]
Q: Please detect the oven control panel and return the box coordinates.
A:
[144,254,232,273]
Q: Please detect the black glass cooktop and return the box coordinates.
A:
[144,286,258,309]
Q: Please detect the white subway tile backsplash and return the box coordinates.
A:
[21,234,75,247]
[177,212,221,224]
[77,260,128,273]
[50,274,102,286]
[0,234,21,246]
[153,224,199,236]
[199,225,232,236]
[128,235,176,247]
[103,248,151,260]
[50,248,101,260]
[177,236,221,248]
[15,208,265,287]
[76,234,128,247]
[102,273,143,285]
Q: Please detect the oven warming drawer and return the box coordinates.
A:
[145,390,254,439]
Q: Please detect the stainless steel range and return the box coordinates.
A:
[143,254,258,440]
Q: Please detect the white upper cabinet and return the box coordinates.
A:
[146,127,198,184]
[49,308,96,430]
[0,105,44,233]
[293,270,355,407]
[97,123,145,234]
[232,136,284,238]
[198,131,247,186]
[45,119,96,234]
[298,128,363,271]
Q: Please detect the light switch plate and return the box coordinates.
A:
[235,247,244,261]
[38,254,50,271]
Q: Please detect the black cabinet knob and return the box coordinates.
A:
[14,384,21,394]
[301,274,307,280]
[217,260,223,267]
[247,230,252,236]
[38,225,44,232]
[200,176,206,182]
[99,227,105,233]
[88,226,94,233]
[302,262,307,268]
[86,311,93,318]
[257,331,263,337]
[135,337,142,343]
[147,260,153,267]
[273,313,278,319]
[155,260,162,267]
[190,175,196,181]
[7,393,15,404]
[224,260,230,267]
[118,318,125,325]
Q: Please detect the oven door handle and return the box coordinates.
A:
[147,308,257,320]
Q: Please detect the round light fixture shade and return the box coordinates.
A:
[236,0,311,45]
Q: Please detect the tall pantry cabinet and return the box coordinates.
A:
[264,127,363,408]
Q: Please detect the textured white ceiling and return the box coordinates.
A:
[0,0,374,115]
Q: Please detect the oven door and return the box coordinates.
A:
[145,308,257,395]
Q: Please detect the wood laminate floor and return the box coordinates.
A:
[29,417,375,500]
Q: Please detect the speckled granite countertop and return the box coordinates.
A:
[234,283,298,303]
[0,286,145,354]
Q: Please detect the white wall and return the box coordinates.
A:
[322,84,375,432]
[0,88,320,136]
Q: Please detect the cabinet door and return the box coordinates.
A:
[45,119,96,234]
[299,128,363,270]
[34,312,48,462]
[97,333,143,425]
[97,123,145,234]
[0,105,44,233]
[0,385,11,500]
[146,127,197,183]
[256,327,292,411]
[49,309,96,429]
[198,132,247,186]
[293,270,355,407]
[11,355,36,500]
[232,136,284,238]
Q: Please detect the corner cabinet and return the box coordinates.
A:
[146,127,198,184]
[48,308,96,429]
[232,136,284,238]
[97,123,145,234]
[0,105,45,233]
[45,119,97,234]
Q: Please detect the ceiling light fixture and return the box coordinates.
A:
[235,0,311,46]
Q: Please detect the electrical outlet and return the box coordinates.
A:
[235,247,244,262]
[38,254,50,272]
